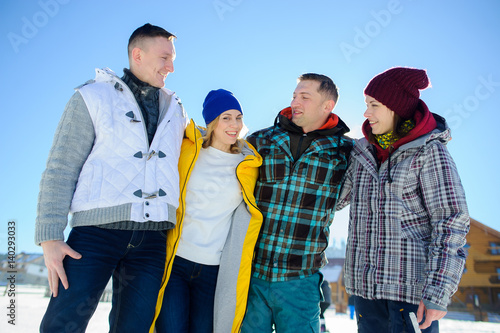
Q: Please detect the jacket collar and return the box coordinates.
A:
[276,107,350,136]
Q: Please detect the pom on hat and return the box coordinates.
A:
[202,89,242,125]
[364,67,430,119]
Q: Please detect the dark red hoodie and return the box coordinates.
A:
[279,107,339,130]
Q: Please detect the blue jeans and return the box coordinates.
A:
[156,255,220,333]
[40,226,167,333]
[241,273,323,333]
[354,296,439,333]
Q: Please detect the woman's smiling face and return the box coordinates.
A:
[364,95,396,135]
[210,110,243,152]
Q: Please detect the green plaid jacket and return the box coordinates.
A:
[248,121,353,281]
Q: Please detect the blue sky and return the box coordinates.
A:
[1,0,499,254]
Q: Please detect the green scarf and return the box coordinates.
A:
[375,119,415,149]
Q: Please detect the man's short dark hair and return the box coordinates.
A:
[128,23,176,56]
[298,73,338,103]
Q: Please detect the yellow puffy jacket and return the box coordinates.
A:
[150,120,263,332]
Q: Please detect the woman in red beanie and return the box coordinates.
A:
[336,67,470,333]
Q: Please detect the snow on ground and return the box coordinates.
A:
[2,285,111,332]
[322,310,500,333]
[2,285,500,332]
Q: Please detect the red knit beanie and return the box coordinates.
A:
[364,67,430,119]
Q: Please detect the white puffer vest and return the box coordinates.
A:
[70,68,187,223]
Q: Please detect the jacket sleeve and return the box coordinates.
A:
[35,91,95,245]
[419,142,470,309]
[245,132,257,148]
[335,153,354,211]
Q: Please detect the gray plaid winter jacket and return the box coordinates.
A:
[336,116,469,309]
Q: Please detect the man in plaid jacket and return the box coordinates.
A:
[242,73,354,332]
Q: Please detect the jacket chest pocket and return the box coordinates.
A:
[297,150,343,186]
[258,147,290,183]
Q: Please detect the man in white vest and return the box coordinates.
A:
[35,23,188,332]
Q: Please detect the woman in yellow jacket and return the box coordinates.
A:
[151,89,263,333]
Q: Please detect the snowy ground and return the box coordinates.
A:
[2,285,500,332]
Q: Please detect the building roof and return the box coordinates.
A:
[470,218,500,239]
[322,258,345,283]
[322,265,343,283]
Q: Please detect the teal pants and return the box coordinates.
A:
[241,273,323,333]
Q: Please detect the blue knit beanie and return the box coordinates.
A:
[202,89,242,125]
